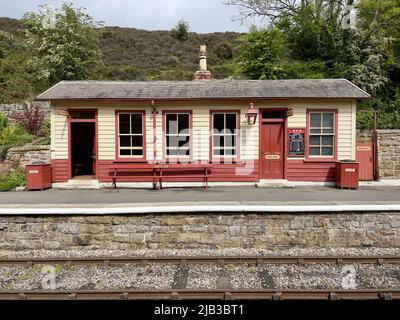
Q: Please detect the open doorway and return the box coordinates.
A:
[71,122,96,178]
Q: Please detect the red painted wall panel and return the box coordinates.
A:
[287,160,336,182]
[52,159,334,183]
[51,160,69,182]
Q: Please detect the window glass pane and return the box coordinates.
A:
[310,113,321,127]
[213,135,223,148]
[178,114,189,133]
[120,136,131,147]
[213,114,224,132]
[309,147,320,156]
[213,149,221,156]
[70,111,95,119]
[225,148,235,156]
[224,135,235,148]
[322,136,333,146]
[120,149,131,156]
[178,136,190,147]
[131,136,143,147]
[323,113,334,128]
[322,147,333,156]
[167,136,178,148]
[131,114,142,134]
[225,114,236,132]
[166,114,177,134]
[119,114,130,134]
[310,128,321,134]
[323,128,334,134]
[309,136,320,145]
[167,149,178,156]
[178,149,189,156]
[131,149,143,156]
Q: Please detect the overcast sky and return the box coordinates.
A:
[0,0,260,33]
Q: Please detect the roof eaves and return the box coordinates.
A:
[35,81,64,101]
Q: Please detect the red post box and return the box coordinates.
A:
[25,163,52,191]
[336,160,359,189]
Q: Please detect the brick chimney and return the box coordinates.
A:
[194,45,212,80]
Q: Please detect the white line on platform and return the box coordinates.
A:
[1,205,400,215]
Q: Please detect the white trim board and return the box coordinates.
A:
[1,204,400,215]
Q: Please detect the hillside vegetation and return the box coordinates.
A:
[0,16,240,97]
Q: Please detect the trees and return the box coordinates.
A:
[235,28,287,79]
[171,20,190,41]
[226,0,400,128]
[22,3,102,86]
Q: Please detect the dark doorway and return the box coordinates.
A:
[71,122,96,177]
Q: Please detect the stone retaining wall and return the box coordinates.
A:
[377,130,400,179]
[0,213,399,250]
[0,102,50,120]
[6,144,50,167]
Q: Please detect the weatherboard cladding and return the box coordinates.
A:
[36,79,370,101]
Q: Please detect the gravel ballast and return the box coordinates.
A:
[0,263,399,291]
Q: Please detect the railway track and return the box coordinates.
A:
[1,255,399,300]
[0,289,399,300]
[0,255,399,266]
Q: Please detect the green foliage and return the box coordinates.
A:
[230,0,400,129]
[0,170,25,191]
[0,126,33,160]
[235,28,287,79]
[171,20,189,41]
[22,3,103,84]
[0,113,7,131]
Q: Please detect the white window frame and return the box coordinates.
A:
[309,111,335,158]
[118,112,144,158]
[212,112,239,158]
[165,112,191,158]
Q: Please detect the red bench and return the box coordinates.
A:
[111,163,212,190]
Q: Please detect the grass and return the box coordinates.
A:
[0,169,25,191]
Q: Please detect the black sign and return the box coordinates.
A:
[288,128,305,156]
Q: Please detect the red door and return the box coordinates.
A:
[261,122,284,179]
[356,142,374,180]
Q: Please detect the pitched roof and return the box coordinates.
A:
[36,79,371,101]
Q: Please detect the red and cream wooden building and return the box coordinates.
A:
[36,49,370,188]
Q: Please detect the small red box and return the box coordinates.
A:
[25,163,52,191]
[336,161,359,189]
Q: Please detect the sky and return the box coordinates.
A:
[0,0,261,33]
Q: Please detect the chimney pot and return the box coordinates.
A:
[194,45,212,80]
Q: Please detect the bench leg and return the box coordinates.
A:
[112,170,117,189]
[204,168,209,191]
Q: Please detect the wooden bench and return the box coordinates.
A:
[157,164,212,190]
[111,163,213,190]
[111,164,159,190]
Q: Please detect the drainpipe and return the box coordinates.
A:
[151,100,157,163]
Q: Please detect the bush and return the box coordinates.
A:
[171,20,189,41]
[0,170,25,191]
[0,113,7,131]
[0,125,33,160]
[8,101,46,134]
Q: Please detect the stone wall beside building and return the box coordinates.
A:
[0,212,399,251]
[377,130,400,179]
[0,102,50,121]
[6,144,50,167]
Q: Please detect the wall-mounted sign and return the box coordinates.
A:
[57,109,69,117]
[288,128,305,156]
[265,154,280,160]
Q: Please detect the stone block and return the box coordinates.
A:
[73,235,92,246]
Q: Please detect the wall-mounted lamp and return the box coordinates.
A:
[245,102,258,125]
